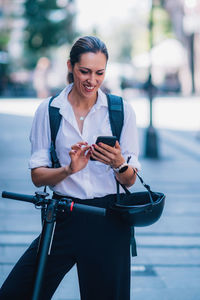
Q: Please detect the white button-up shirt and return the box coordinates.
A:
[29,84,141,199]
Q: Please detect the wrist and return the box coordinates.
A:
[111,156,125,169]
[112,162,129,174]
[63,165,73,177]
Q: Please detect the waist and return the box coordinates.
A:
[53,192,119,209]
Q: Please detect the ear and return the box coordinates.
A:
[67,59,73,73]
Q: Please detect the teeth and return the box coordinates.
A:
[85,86,94,90]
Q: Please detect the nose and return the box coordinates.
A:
[87,73,97,86]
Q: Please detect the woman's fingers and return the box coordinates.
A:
[91,147,112,164]
[92,142,124,167]
[86,148,92,159]
[69,149,77,157]
[93,143,116,158]
[82,145,91,153]
[71,141,88,150]
[96,142,116,153]
[70,145,91,158]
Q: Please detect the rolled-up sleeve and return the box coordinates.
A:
[28,99,52,169]
[120,101,141,171]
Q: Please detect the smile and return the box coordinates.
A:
[84,85,95,92]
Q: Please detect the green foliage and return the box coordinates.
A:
[24,0,77,66]
[153,6,174,44]
[0,32,10,50]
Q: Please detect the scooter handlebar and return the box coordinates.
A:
[2,191,37,204]
[72,202,106,216]
[1,191,106,217]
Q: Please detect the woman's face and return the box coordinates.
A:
[68,51,107,99]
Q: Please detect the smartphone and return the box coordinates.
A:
[96,136,117,147]
[90,136,117,160]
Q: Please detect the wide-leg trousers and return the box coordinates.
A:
[0,194,131,300]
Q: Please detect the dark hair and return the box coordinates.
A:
[68,36,108,83]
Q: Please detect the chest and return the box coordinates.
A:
[56,108,112,150]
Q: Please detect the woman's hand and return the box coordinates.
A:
[31,142,91,187]
[91,141,136,187]
[68,141,91,174]
[91,141,125,168]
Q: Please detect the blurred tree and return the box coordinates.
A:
[106,23,134,62]
[118,29,133,62]
[153,5,174,44]
[0,24,10,95]
[0,32,10,51]
[24,0,77,67]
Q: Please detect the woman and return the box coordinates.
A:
[0,36,141,300]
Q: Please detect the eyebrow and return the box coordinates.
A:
[79,67,105,72]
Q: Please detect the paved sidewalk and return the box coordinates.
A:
[0,96,200,300]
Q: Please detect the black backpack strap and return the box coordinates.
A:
[107,93,137,257]
[49,96,61,168]
[106,94,124,142]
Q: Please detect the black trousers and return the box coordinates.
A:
[0,194,131,300]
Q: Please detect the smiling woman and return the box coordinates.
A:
[66,37,108,132]
[67,52,106,98]
[0,36,141,300]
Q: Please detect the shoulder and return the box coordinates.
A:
[108,94,136,123]
[123,99,136,121]
[33,97,52,122]
[35,97,51,114]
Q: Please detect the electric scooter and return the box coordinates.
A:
[2,190,106,300]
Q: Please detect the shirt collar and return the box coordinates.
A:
[50,84,108,111]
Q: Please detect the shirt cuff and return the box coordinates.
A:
[125,155,141,171]
[28,149,52,169]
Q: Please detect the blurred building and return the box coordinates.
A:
[164,0,200,94]
[0,0,28,96]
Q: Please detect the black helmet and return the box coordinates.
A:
[111,173,165,227]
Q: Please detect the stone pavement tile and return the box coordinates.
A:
[0,233,37,244]
[131,286,200,300]
[160,129,200,159]
[133,248,200,265]
[135,217,200,235]
[0,213,41,231]
[52,267,167,300]
[0,245,34,264]
[156,267,200,289]
[0,265,13,286]
[52,266,80,300]
[136,235,200,247]
[131,276,167,299]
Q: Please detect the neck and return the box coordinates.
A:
[68,88,97,109]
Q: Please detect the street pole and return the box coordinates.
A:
[144,0,159,158]
[189,33,195,94]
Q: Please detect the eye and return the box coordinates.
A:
[80,70,88,74]
[97,72,104,76]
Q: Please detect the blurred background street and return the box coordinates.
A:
[1,0,200,299]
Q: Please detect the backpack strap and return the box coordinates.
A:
[106,94,124,142]
[107,94,137,257]
[48,96,61,168]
